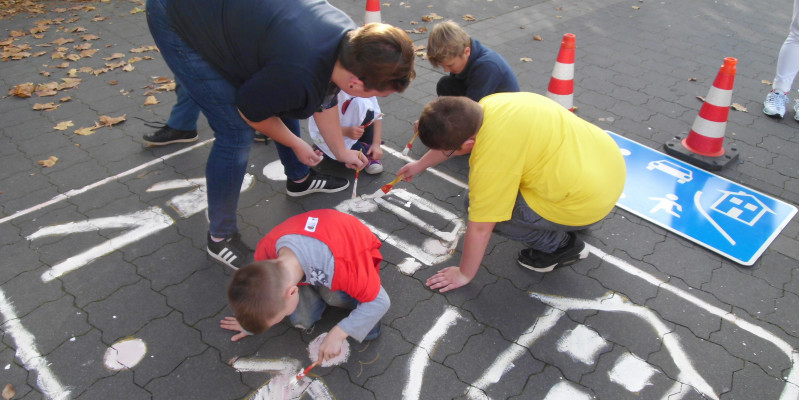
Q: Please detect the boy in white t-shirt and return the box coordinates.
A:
[309,92,384,174]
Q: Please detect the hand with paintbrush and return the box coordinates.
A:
[401,120,419,156]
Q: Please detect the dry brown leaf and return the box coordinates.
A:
[108,80,118,85]
[59,78,82,90]
[8,82,35,98]
[122,63,135,72]
[144,95,159,106]
[761,79,772,85]
[37,156,59,167]
[130,6,145,14]
[413,44,426,52]
[59,96,71,102]
[2,383,15,400]
[688,77,697,81]
[67,69,79,78]
[55,62,70,68]
[130,45,159,53]
[128,56,143,63]
[463,14,475,21]
[731,103,748,112]
[99,114,126,127]
[51,37,73,46]
[415,51,428,60]
[40,70,51,77]
[74,126,97,136]
[80,49,98,58]
[421,13,443,22]
[54,120,74,130]
[696,95,706,102]
[632,5,640,10]
[33,102,59,111]
[533,35,543,41]
[74,43,92,51]
[66,54,81,62]
[9,30,26,38]
[520,57,533,62]
[104,53,125,61]
[82,34,100,41]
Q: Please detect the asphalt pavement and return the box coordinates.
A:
[0,0,797,399]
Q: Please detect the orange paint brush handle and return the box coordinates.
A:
[380,174,404,193]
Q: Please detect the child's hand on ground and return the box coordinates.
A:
[344,125,365,140]
[318,326,349,362]
[367,143,383,160]
[425,267,471,292]
[220,316,252,342]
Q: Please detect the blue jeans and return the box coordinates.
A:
[165,78,200,131]
[146,0,309,238]
[289,285,382,341]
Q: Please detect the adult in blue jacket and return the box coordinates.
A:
[146,0,415,269]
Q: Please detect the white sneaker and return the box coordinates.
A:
[364,160,383,174]
[763,90,789,118]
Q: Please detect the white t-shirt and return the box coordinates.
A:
[308,91,382,160]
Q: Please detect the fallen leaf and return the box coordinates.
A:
[463,14,475,21]
[37,156,59,167]
[520,57,533,62]
[98,114,126,127]
[761,79,772,85]
[74,126,97,135]
[413,44,426,52]
[80,49,99,58]
[9,30,26,38]
[144,95,159,106]
[688,77,697,81]
[130,6,145,14]
[51,37,73,46]
[632,5,640,10]
[122,63,135,72]
[54,120,74,130]
[533,35,543,41]
[108,80,118,85]
[130,45,159,53]
[81,34,100,41]
[421,13,443,22]
[1,383,13,399]
[8,82,35,98]
[33,102,59,111]
[59,96,71,102]
[731,103,748,112]
[696,95,706,102]
[104,53,125,61]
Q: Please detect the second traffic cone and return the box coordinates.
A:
[546,33,576,111]
[664,57,739,171]
[365,0,381,24]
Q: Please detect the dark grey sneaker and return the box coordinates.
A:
[207,232,253,270]
[517,232,589,272]
[286,169,349,197]
[143,125,198,146]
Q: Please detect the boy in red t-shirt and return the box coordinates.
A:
[221,209,388,363]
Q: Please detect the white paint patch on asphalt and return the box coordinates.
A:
[608,352,657,392]
[557,324,609,365]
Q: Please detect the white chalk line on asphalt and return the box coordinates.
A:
[0,139,214,226]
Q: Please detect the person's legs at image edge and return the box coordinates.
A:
[278,118,349,197]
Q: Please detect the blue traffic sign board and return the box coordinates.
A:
[609,131,797,266]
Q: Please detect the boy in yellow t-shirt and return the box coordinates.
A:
[398,92,626,292]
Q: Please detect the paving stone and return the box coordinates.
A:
[391,295,482,364]
[364,351,466,400]
[509,365,590,400]
[133,236,210,292]
[61,252,141,308]
[146,347,248,400]
[0,346,35,399]
[44,329,114,397]
[644,276,730,340]
[721,360,788,400]
[161,266,229,326]
[17,295,90,357]
[583,307,667,361]
[84,279,171,343]
[708,317,793,381]
[0,267,65,319]
[339,326,414,387]
[446,326,544,399]
[377,262,435,323]
[79,373,151,400]
[702,264,784,318]
[130,311,207,387]
[581,344,678,400]
[463,278,551,343]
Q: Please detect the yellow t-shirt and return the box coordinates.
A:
[468,92,626,226]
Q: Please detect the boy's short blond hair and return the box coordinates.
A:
[426,20,472,68]
[227,260,291,334]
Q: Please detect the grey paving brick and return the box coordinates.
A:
[130,311,207,387]
[79,373,151,400]
[162,266,229,326]
[84,279,171,343]
[722,360,789,400]
[146,347,248,400]
[708,318,792,381]
[44,329,114,398]
[703,265,785,318]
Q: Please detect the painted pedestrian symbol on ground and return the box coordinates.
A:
[609,131,796,265]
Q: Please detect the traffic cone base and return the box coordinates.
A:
[664,57,738,170]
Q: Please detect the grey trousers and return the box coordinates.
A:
[470,192,592,253]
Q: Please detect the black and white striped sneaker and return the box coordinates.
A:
[286,169,349,197]
[207,232,252,270]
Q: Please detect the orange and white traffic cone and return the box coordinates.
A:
[365,0,381,25]
[546,33,576,111]
[664,57,739,171]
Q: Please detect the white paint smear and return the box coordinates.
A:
[542,381,593,400]
[556,325,609,365]
[262,160,287,181]
[308,333,350,367]
[397,257,423,275]
[0,287,69,399]
[104,338,147,370]
[403,306,462,400]
[422,238,451,256]
[608,352,657,393]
